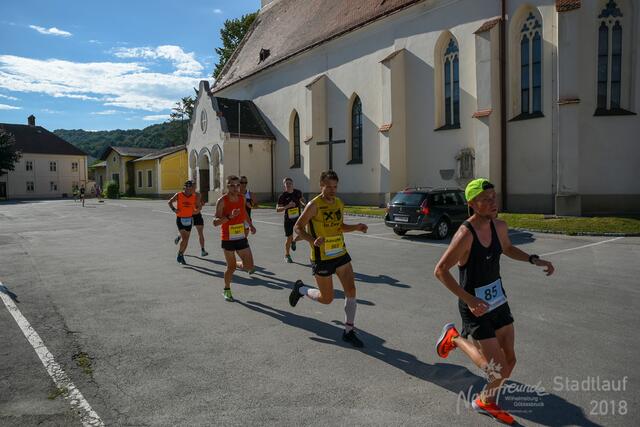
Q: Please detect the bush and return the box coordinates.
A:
[105,181,120,199]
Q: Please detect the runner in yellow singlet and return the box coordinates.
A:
[288,170,368,348]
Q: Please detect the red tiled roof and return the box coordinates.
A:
[474,17,501,34]
[556,0,581,12]
[214,0,425,92]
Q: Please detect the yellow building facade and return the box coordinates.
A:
[132,146,188,196]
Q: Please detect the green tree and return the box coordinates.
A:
[169,96,195,145]
[213,11,258,79]
[0,129,22,176]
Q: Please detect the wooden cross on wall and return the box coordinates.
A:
[315,128,345,170]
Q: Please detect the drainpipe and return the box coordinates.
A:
[270,140,275,202]
[500,0,508,210]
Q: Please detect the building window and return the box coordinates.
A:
[443,38,460,127]
[596,0,631,114]
[25,161,33,171]
[50,181,57,192]
[147,170,153,188]
[292,112,301,168]
[137,170,143,188]
[350,95,363,164]
[519,12,543,118]
[26,181,34,192]
[49,161,57,172]
[113,156,116,162]
[72,162,78,172]
[200,110,208,133]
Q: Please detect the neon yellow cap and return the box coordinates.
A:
[465,178,494,202]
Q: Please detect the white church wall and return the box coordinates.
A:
[575,0,640,214]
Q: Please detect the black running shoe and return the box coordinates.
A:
[289,280,304,307]
[177,254,187,265]
[342,330,364,348]
[291,241,296,251]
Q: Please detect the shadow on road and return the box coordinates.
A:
[354,272,410,289]
[183,260,375,306]
[237,300,601,427]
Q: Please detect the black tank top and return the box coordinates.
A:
[458,220,503,298]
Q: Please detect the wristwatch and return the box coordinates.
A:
[529,254,540,264]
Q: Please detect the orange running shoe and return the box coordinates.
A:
[436,323,459,358]
[472,398,515,425]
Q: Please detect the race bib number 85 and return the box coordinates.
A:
[474,278,507,312]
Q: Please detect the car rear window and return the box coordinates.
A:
[430,192,462,206]
[391,192,426,205]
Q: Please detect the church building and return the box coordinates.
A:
[187,0,639,215]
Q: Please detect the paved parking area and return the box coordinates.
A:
[1,199,639,426]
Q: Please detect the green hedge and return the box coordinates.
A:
[105,181,120,199]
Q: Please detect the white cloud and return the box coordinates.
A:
[0,93,18,101]
[213,8,223,14]
[29,25,72,37]
[88,39,101,44]
[112,45,203,76]
[142,114,169,121]
[0,103,21,110]
[41,108,63,114]
[91,110,119,115]
[0,54,209,112]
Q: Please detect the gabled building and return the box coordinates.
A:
[193,0,640,215]
[186,82,276,203]
[99,145,188,198]
[0,115,88,199]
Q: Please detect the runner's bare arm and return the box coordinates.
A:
[194,192,202,214]
[495,220,555,275]
[434,227,488,311]
[168,193,179,212]
[341,222,367,233]
[213,198,227,227]
[293,201,318,244]
[276,200,293,212]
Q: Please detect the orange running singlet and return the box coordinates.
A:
[176,192,196,218]
[221,194,247,241]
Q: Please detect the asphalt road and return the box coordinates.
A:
[1,199,638,426]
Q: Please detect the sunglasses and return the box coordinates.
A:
[240,181,248,184]
[228,183,241,187]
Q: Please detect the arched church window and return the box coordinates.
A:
[350,96,363,164]
[292,112,301,168]
[520,12,542,116]
[443,38,460,127]
[597,0,624,112]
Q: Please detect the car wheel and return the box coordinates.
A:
[434,219,450,239]
[393,228,407,236]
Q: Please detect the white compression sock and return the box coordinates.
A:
[300,286,320,301]
[344,297,357,332]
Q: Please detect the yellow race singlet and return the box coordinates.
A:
[308,195,347,261]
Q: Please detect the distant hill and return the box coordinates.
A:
[54,120,189,159]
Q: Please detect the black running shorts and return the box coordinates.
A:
[284,219,296,237]
[221,238,249,252]
[192,213,204,226]
[459,301,514,341]
[311,253,352,277]
[176,217,193,232]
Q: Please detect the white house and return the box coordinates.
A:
[190,0,639,215]
[0,115,88,199]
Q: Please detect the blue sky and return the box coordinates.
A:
[0,0,260,131]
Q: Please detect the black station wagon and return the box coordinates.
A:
[384,187,468,239]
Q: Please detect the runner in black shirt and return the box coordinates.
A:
[433,179,554,425]
[276,177,305,263]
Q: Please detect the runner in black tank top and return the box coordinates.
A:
[432,179,555,425]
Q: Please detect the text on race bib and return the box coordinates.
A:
[180,217,193,226]
[474,278,507,312]
[229,223,245,240]
[287,207,300,219]
[324,235,345,257]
